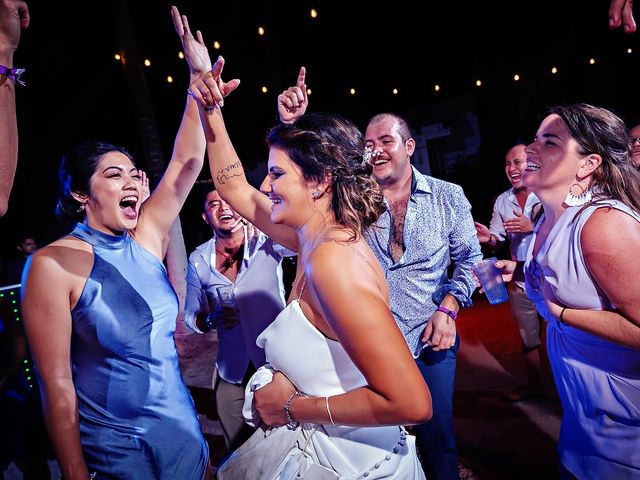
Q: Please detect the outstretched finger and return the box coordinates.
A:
[297,66,308,103]
[171,6,184,36]
[19,2,30,29]
[196,30,205,45]
[182,14,194,39]
[623,0,637,32]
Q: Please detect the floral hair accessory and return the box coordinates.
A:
[362,146,381,163]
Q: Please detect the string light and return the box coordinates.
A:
[213,41,221,50]
[144,59,151,67]
[350,88,356,95]
[475,79,482,87]
[310,9,318,18]
[627,48,633,54]
[551,66,558,74]
[589,58,596,65]
[513,74,520,81]
[307,88,312,95]
[261,86,268,93]
[178,52,184,59]
[1,285,34,390]
[258,26,265,36]
[392,88,399,95]
[167,76,173,83]
[114,53,121,61]
[434,84,441,92]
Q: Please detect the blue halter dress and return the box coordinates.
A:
[69,223,208,479]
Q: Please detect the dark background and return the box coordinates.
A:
[2,0,639,265]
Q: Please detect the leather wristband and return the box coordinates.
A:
[0,65,26,86]
[436,305,458,321]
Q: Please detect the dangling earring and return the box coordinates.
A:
[563,181,592,207]
[77,203,86,213]
[311,189,320,200]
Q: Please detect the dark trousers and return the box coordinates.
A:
[414,335,460,480]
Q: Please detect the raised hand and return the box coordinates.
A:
[139,170,151,202]
[189,56,241,109]
[277,66,308,124]
[0,0,30,58]
[474,221,491,243]
[609,0,636,33]
[171,5,212,76]
[503,211,533,234]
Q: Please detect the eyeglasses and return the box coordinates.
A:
[630,136,640,146]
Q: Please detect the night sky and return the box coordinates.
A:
[2,0,639,260]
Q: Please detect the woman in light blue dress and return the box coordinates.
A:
[498,104,640,479]
[20,8,240,479]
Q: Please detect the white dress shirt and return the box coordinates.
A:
[185,229,294,384]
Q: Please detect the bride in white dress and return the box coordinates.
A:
[190,64,431,478]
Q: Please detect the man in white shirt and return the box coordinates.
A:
[475,143,545,401]
[184,189,294,451]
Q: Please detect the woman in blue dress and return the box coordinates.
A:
[497,104,640,479]
[20,7,239,479]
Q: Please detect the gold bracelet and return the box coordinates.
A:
[325,396,336,426]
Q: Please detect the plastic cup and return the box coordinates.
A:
[474,257,509,305]
[216,285,240,327]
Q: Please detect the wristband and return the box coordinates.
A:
[436,306,458,321]
[0,65,26,86]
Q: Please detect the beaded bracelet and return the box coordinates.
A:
[284,391,301,430]
[0,65,26,86]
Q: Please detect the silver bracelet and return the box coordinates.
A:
[325,396,337,426]
[284,391,301,430]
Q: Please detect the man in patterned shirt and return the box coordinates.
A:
[364,113,482,480]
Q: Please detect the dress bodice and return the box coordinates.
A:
[257,300,367,397]
[256,298,426,479]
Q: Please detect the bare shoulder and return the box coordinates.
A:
[581,206,640,252]
[27,236,94,290]
[306,239,388,297]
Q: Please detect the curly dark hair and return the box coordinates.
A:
[267,113,386,241]
[56,140,135,222]
[551,104,640,213]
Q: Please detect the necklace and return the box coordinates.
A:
[216,245,242,270]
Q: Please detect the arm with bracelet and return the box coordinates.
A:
[0,0,29,217]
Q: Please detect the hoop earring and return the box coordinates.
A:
[563,181,592,207]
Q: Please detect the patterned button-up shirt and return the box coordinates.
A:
[365,167,482,355]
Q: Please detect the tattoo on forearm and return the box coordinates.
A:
[216,161,243,185]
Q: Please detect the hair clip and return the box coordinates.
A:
[362,146,381,163]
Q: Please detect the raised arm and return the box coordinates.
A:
[135,7,239,252]
[192,73,299,251]
[256,244,432,427]
[21,248,90,480]
[0,0,29,216]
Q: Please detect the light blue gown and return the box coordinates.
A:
[69,223,208,479]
